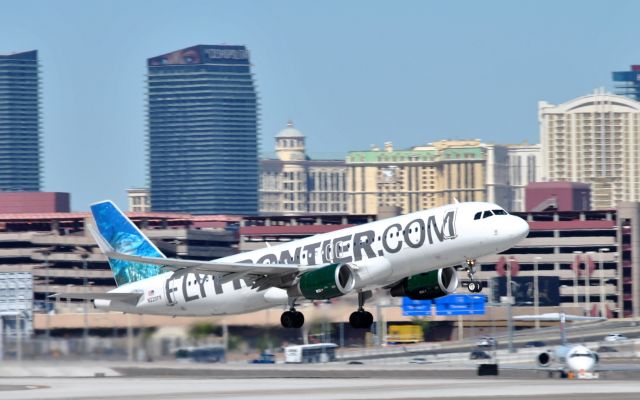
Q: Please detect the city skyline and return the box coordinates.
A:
[1,0,639,210]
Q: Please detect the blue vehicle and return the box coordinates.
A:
[175,346,226,363]
[250,352,276,364]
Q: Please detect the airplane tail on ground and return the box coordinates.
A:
[90,200,167,286]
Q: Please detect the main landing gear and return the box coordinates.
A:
[349,291,374,329]
[281,308,304,329]
[281,299,304,329]
[465,259,483,293]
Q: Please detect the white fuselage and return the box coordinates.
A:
[548,344,598,374]
[95,201,529,316]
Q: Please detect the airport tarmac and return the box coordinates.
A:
[2,376,640,400]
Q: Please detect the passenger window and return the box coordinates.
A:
[482,211,493,219]
[474,212,482,220]
[492,209,507,215]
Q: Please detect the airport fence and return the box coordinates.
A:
[0,335,223,362]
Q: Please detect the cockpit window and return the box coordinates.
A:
[474,209,508,220]
[570,353,594,359]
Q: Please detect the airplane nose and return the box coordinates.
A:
[510,216,529,241]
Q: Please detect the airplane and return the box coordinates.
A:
[54,200,529,329]
[511,313,640,379]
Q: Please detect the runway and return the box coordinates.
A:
[2,376,640,400]
[2,361,640,400]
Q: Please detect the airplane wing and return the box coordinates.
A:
[89,220,321,290]
[499,365,564,372]
[515,313,605,322]
[104,250,324,290]
[51,292,142,304]
[595,364,640,372]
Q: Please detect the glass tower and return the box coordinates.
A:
[0,50,41,191]
[147,45,259,215]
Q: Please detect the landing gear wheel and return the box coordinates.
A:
[468,280,482,293]
[281,310,305,328]
[349,291,374,329]
[292,311,304,328]
[363,311,373,328]
[349,310,374,329]
[463,259,481,293]
[281,311,294,328]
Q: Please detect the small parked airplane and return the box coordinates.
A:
[54,200,529,329]
[512,313,640,379]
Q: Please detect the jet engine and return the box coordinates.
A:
[537,351,552,367]
[289,263,356,300]
[389,267,458,300]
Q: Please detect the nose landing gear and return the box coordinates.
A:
[464,259,483,293]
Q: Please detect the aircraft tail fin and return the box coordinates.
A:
[90,200,166,286]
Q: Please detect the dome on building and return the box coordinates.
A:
[276,121,304,138]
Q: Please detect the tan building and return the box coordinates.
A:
[260,122,347,214]
[127,188,151,212]
[346,140,490,214]
[540,91,640,209]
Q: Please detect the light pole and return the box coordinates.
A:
[80,251,90,356]
[599,248,609,318]
[42,249,51,356]
[534,256,542,329]
[507,257,514,353]
[573,251,583,307]
[586,251,595,316]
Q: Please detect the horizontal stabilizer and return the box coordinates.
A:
[51,292,142,304]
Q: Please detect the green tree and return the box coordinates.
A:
[227,334,244,352]
[411,317,431,340]
[188,322,218,345]
[256,334,274,352]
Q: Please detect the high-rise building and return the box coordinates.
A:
[0,50,41,191]
[540,92,640,209]
[260,122,347,214]
[612,65,640,101]
[147,45,259,215]
[346,140,491,214]
[506,143,541,212]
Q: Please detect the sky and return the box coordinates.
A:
[1,0,639,211]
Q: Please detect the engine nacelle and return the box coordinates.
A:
[389,267,458,300]
[289,263,356,300]
[537,351,552,367]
